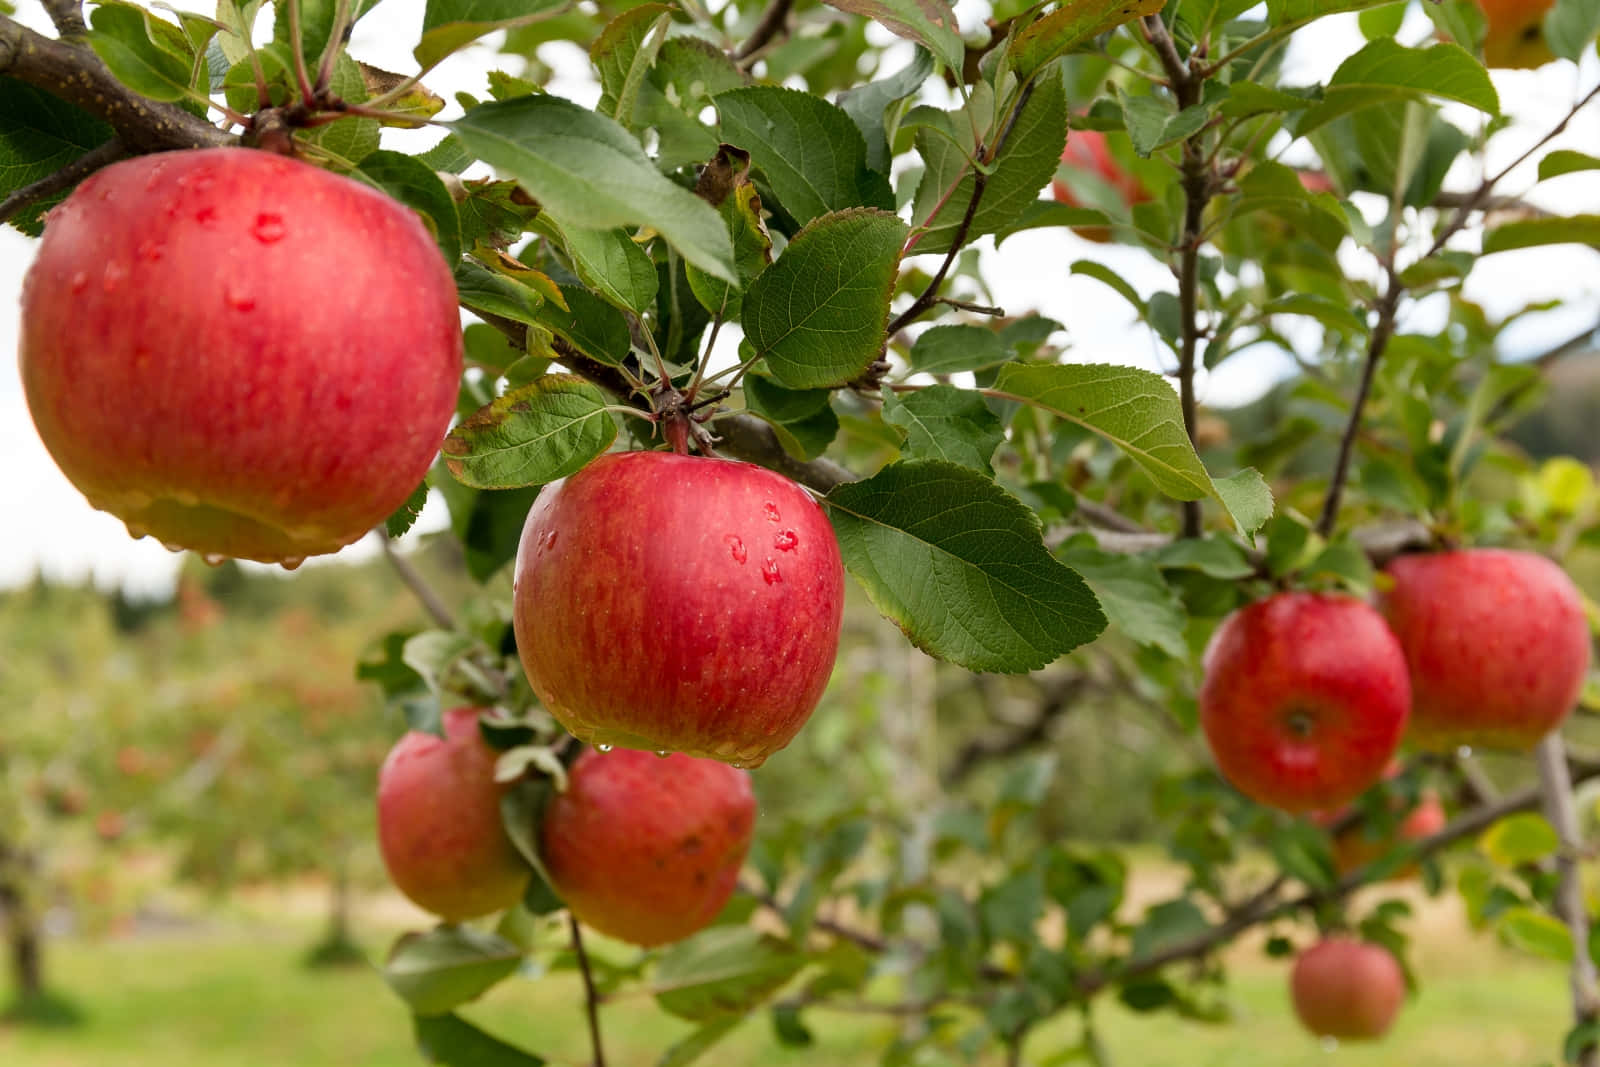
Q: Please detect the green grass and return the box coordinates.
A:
[0,920,1571,1067]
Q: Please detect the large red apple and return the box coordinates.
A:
[512,450,844,767]
[1477,0,1556,68]
[1199,592,1410,813]
[1051,128,1149,243]
[376,707,531,921]
[540,747,756,947]
[1290,937,1406,1040]
[19,147,462,566]
[1380,549,1590,751]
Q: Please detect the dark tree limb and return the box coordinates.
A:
[733,0,794,62]
[570,916,608,1067]
[0,15,233,153]
[1316,270,1401,538]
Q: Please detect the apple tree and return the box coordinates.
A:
[4,0,1600,1062]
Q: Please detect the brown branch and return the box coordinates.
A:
[0,138,128,224]
[1316,271,1401,538]
[1536,733,1600,1067]
[570,916,608,1067]
[376,532,456,631]
[0,15,233,153]
[733,0,794,62]
[41,0,86,39]
[941,673,1090,787]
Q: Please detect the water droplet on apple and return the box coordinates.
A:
[224,283,256,312]
[724,534,747,564]
[728,759,745,769]
[161,541,185,554]
[69,271,89,294]
[762,559,782,585]
[123,522,149,540]
[1319,1036,1338,1053]
[136,239,164,263]
[597,744,613,753]
[654,749,670,759]
[1457,745,1473,759]
[542,530,558,551]
[195,205,219,227]
[280,556,305,571]
[201,553,226,567]
[171,490,200,507]
[773,529,798,552]
[252,212,287,244]
[101,260,127,293]
[763,502,781,523]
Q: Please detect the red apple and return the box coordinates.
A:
[540,747,755,947]
[1477,0,1556,68]
[19,147,462,567]
[376,707,530,921]
[1312,768,1447,879]
[1199,592,1410,813]
[1380,549,1591,751]
[1290,937,1406,1040]
[1051,127,1149,243]
[512,451,844,767]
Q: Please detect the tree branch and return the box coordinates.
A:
[1316,269,1401,538]
[40,0,87,39]
[733,0,794,62]
[570,916,608,1067]
[941,673,1091,787]
[376,532,456,631]
[0,15,233,153]
[1536,733,1600,1067]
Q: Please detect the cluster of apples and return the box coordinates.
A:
[1200,547,1591,1040]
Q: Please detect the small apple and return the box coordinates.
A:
[19,147,462,567]
[1312,766,1447,879]
[1051,127,1149,243]
[512,451,844,768]
[1290,936,1406,1040]
[1199,592,1410,813]
[540,747,756,947]
[376,707,531,921]
[1477,0,1556,68]
[1380,549,1591,751]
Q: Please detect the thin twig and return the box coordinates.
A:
[733,0,794,62]
[0,139,128,224]
[570,916,608,1067]
[942,673,1091,786]
[376,532,455,630]
[1316,271,1401,537]
[1536,733,1600,1067]
[40,0,87,38]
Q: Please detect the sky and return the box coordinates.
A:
[2,0,1597,594]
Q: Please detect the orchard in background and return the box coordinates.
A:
[3,0,1600,1063]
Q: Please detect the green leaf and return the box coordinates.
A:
[1130,898,1211,959]
[449,96,737,283]
[825,460,1107,673]
[386,479,431,539]
[1482,215,1600,254]
[592,4,673,128]
[442,376,617,489]
[819,0,965,72]
[686,149,774,317]
[883,386,1004,473]
[837,48,937,173]
[741,209,907,389]
[498,778,563,913]
[1268,0,1421,26]
[417,0,569,68]
[715,87,891,228]
[1150,537,1256,579]
[911,71,1067,255]
[413,1013,547,1066]
[742,376,839,461]
[0,79,114,235]
[1071,261,1146,315]
[1056,545,1188,659]
[455,260,545,327]
[1296,41,1498,137]
[1539,149,1600,181]
[639,38,749,171]
[1547,0,1600,61]
[656,1017,742,1067]
[908,324,1013,375]
[554,224,659,314]
[1007,0,1168,77]
[536,284,633,367]
[1497,907,1574,963]
[1119,92,1214,157]
[992,364,1273,534]
[1479,813,1560,868]
[88,2,195,102]
[653,928,805,1022]
[385,927,523,1017]
[356,150,463,265]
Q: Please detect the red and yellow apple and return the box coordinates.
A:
[1051,128,1149,243]
[1200,592,1410,813]
[376,707,531,921]
[512,451,844,767]
[540,746,756,947]
[1477,0,1556,68]
[1291,936,1406,1040]
[19,147,462,566]
[1380,549,1591,751]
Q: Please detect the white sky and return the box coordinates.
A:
[2,0,1597,594]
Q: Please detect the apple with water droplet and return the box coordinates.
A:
[19,146,462,566]
[541,746,755,946]
[1200,592,1410,813]
[512,450,844,767]
[1290,936,1406,1041]
[376,707,531,921]
[1379,548,1591,751]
